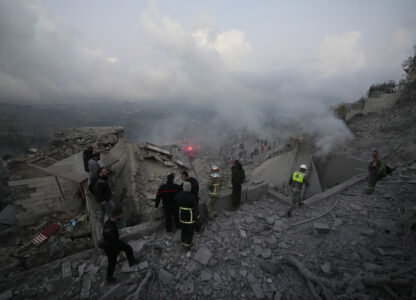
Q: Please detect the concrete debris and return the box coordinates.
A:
[320,262,332,274]
[200,271,212,281]
[99,283,123,300]
[193,247,213,265]
[177,282,194,295]
[62,261,72,278]
[313,223,330,234]
[143,143,171,157]
[138,261,149,271]
[78,262,87,277]
[0,205,15,225]
[80,276,92,299]
[158,268,174,285]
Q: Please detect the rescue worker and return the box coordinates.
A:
[102,206,137,283]
[95,168,114,227]
[207,165,221,218]
[175,181,199,251]
[231,160,245,210]
[180,171,202,232]
[366,150,392,194]
[155,173,181,232]
[83,146,94,172]
[88,152,100,193]
[286,164,309,217]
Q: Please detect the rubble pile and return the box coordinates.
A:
[0,166,415,299]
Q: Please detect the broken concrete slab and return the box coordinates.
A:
[99,283,123,300]
[80,276,92,299]
[200,270,212,281]
[143,143,171,157]
[62,261,72,278]
[320,262,331,274]
[305,173,367,206]
[158,268,174,285]
[267,189,291,205]
[138,261,149,271]
[193,247,213,265]
[313,223,330,234]
[0,205,16,225]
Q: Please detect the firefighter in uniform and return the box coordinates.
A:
[155,173,181,232]
[207,165,221,218]
[175,181,199,251]
[286,164,309,217]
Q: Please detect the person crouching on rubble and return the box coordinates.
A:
[175,181,199,251]
[95,168,114,227]
[155,173,181,232]
[286,164,309,217]
[102,206,137,284]
[366,150,393,194]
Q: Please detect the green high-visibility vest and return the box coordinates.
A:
[292,171,305,183]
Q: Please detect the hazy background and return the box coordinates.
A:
[0,0,415,154]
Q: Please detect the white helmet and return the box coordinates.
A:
[300,164,307,170]
[211,165,219,173]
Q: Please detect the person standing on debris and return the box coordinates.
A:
[102,206,137,283]
[83,146,94,172]
[207,165,222,218]
[175,181,199,251]
[88,152,100,193]
[155,173,181,232]
[231,160,245,210]
[286,164,309,217]
[180,170,202,233]
[95,168,114,227]
[366,150,392,194]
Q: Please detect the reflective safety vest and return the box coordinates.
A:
[292,171,305,183]
[179,207,194,224]
[209,183,220,196]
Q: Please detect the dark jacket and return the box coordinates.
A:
[88,159,100,184]
[368,159,381,177]
[231,162,245,187]
[175,191,199,222]
[155,181,180,208]
[95,176,112,203]
[180,177,199,196]
[83,149,93,172]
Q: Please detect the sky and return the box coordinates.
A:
[0,0,415,151]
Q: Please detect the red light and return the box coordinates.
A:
[187,146,193,151]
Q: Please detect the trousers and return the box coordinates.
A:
[232,184,242,207]
[100,200,115,226]
[207,195,218,216]
[288,188,301,213]
[163,204,180,232]
[105,241,134,279]
[181,223,195,247]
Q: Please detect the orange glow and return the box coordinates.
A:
[187,146,193,151]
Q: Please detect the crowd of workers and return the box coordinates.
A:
[82,143,391,284]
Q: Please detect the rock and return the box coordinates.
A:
[239,270,248,278]
[274,291,282,300]
[359,247,376,262]
[0,205,15,225]
[200,271,212,281]
[261,248,272,259]
[313,223,330,234]
[62,261,72,278]
[265,217,275,225]
[163,161,175,167]
[80,276,92,299]
[245,216,256,224]
[259,261,279,276]
[361,229,376,237]
[78,262,87,277]
[99,283,123,300]
[184,261,198,274]
[320,262,331,274]
[193,247,212,265]
[253,237,263,244]
[266,237,278,249]
[350,204,361,210]
[121,262,139,273]
[363,262,382,272]
[126,284,138,294]
[176,283,194,295]
[0,290,12,300]
[240,230,247,238]
[158,268,174,285]
[254,245,262,256]
[208,258,218,266]
[332,218,343,229]
[247,274,265,299]
[138,261,149,271]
